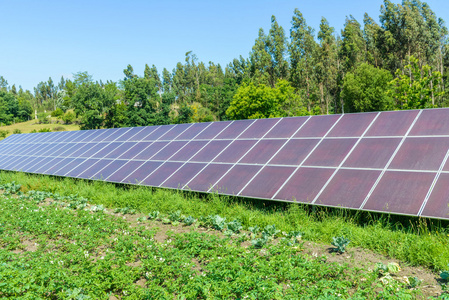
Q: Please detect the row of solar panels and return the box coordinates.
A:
[1,108,449,219]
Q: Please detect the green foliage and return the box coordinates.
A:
[51,108,64,117]
[37,112,50,124]
[341,63,394,112]
[331,236,350,253]
[226,79,305,120]
[12,129,21,134]
[389,56,444,109]
[62,111,76,124]
[0,130,9,138]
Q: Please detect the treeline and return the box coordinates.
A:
[1,0,448,129]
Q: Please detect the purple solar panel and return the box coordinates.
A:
[420,173,449,219]
[239,118,280,139]
[168,141,208,161]
[4,108,449,220]
[363,171,435,215]
[239,166,295,199]
[366,110,419,136]
[190,140,231,162]
[389,137,449,171]
[274,167,335,203]
[212,165,262,195]
[161,163,206,189]
[194,121,232,140]
[270,139,318,166]
[213,140,257,163]
[409,108,449,136]
[118,161,160,184]
[141,162,184,186]
[316,169,381,208]
[264,117,309,138]
[184,163,232,191]
[343,138,401,169]
[216,119,255,139]
[294,114,340,137]
[303,139,357,167]
[239,139,285,164]
[327,112,377,137]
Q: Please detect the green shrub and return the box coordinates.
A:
[62,111,76,125]
[38,128,52,133]
[52,126,66,132]
[0,130,9,138]
[51,108,64,118]
[12,129,22,134]
[37,112,50,124]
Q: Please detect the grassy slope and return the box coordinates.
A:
[1,171,449,273]
[0,119,79,139]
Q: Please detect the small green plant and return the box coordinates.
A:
[226,219,242,234]
[52,126,66,132]
[210,215,226,231]
[408,276,421,288]
[168,210,182,222]
[375,262,401,275]
[114,207,136,215]
[183,216,196,226]
[262,224,280,239]
[12,129,22,134]
[251,236,269,249]
[148,211,160,220]
[441,265,449,280]
[331,236,350,253]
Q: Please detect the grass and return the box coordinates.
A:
[1,170,449,273]
[0,180,434,299]
[0,119,79,139]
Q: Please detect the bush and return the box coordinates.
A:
[0,130,9,138]
[52,126,66,132]
[51,108,64,118]
[37,112,50,124]
[62,111,76,125]
[12,129,22,134]
[38,128,52,133]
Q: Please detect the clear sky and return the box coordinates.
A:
[1,0,448,91]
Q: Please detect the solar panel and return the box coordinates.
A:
[2,108,449,219]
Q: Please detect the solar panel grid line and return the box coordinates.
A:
[417,149,449,216]
[311,112,381,204]
[21,130,99,173]
[14,130,85,172]
[158,122,234,188]
[75,127,136,178]
[50,129,116,176]
[271,114,345,200]
[183,120,257,190]
[236,116,312,196]
[104,126,168,181]
[58,129,126,176]
[359,109,423,210]
[206,118,284,193]
[130,124,197,185]
[119,123,194,183]
[87,126,151,179]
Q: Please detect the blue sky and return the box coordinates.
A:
[1,0,448,91]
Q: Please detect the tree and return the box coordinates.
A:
[226,80,304,120]
[316,17,338,114]
[289,9,318,112]
[340,16,365,73]
[341,63,393,112]
[389,56,443,109]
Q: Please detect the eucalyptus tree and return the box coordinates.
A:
[289,8,318,112]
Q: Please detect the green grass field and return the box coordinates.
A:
[1,171,449,298]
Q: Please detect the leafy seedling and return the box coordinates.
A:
[148,211,160,220]
[331,236,350,253]
[183,216,196,226]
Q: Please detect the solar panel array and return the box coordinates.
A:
[1,108,449,219]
